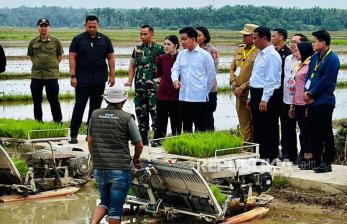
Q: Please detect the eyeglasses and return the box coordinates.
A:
[39,24,48,28]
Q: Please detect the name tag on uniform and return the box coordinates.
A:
[234,67,241,77]
[305,80,311,90]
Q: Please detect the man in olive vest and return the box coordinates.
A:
[88,85,143,224]
[230,24,259,142]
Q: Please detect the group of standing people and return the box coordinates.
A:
[127,25,218,145]
[230,24,340,173]
[25,15,340,223]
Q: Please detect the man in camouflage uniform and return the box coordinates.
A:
[126,25,165,145]
[230,24,259,142]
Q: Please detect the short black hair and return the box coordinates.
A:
[165,35,180,49]
[196,26,211,44]
[179,27,198,40]
[312,30,331,46]
[254,26,271,41]
[293,33,308,42]
[141,24,154,32]
[274,28,288,41]
[85,15,98,23]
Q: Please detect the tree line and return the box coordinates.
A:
[0,5,346,31]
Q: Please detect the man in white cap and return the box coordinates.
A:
[230,23,259,142]
[87,85,143,224]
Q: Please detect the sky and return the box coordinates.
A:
[1,0,347,9]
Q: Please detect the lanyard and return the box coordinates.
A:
[297,56,311,72]
[240,45,256,66]
[310,49,331,79]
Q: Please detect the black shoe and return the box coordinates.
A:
[150,141,161,147]
[313,162,332,173]
[69,138,78,144]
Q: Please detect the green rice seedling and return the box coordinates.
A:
[0,118,67,139]
[210,184,227,206]
[0,92,74,102]
[127,188,135,196]
[11,156,29,177]
[162,131,243,158]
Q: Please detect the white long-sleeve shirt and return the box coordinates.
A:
[249,45,282,102]
[171,45,216,102]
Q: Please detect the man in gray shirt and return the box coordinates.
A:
[88,85,143,224]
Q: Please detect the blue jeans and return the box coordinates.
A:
[94,169,132,220]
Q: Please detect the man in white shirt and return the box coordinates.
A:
[171,27,216,132]
[247,26,282,163]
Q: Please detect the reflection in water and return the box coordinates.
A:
[0,185,98,224]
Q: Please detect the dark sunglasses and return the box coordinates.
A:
[39,24,49,27]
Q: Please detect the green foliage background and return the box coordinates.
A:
[0,5,346,31]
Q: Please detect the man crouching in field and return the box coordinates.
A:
[88,86,143,224]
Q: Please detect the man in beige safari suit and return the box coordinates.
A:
[230,24,259,142]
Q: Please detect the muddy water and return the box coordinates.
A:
[0,184,346,224]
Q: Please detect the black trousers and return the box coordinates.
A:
[70,84,105,138]
[30,78,62,122]
[280,103,298,161]
[295,105,311,158]
[250,88,280,162]
[207,91,217,131]
[155,99,181,138]
[179,101,208,133]
[307,104,335,164]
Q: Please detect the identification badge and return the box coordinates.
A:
[234,67,241,77]
[305,80,311,90]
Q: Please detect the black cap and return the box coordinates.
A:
[37,18,50,26]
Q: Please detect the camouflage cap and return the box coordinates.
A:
[239,24,259,35]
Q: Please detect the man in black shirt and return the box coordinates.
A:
[0,44,5,73]
[272,28,297,163]
[69,15,115,143]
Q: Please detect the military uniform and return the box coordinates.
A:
[131,42,165,143]
[230,24,259,142]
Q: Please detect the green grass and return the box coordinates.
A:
[272,176,291,189]
[332,39,347,45]
[1,29,347,47]
[0,70,129,80]
[10,156,29,176]
[162,131,243,158]
[336,81,347,89]
[210,184,227,206]
[0,89,135,102]
[0,92,75,102]
[0,118,68,139]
